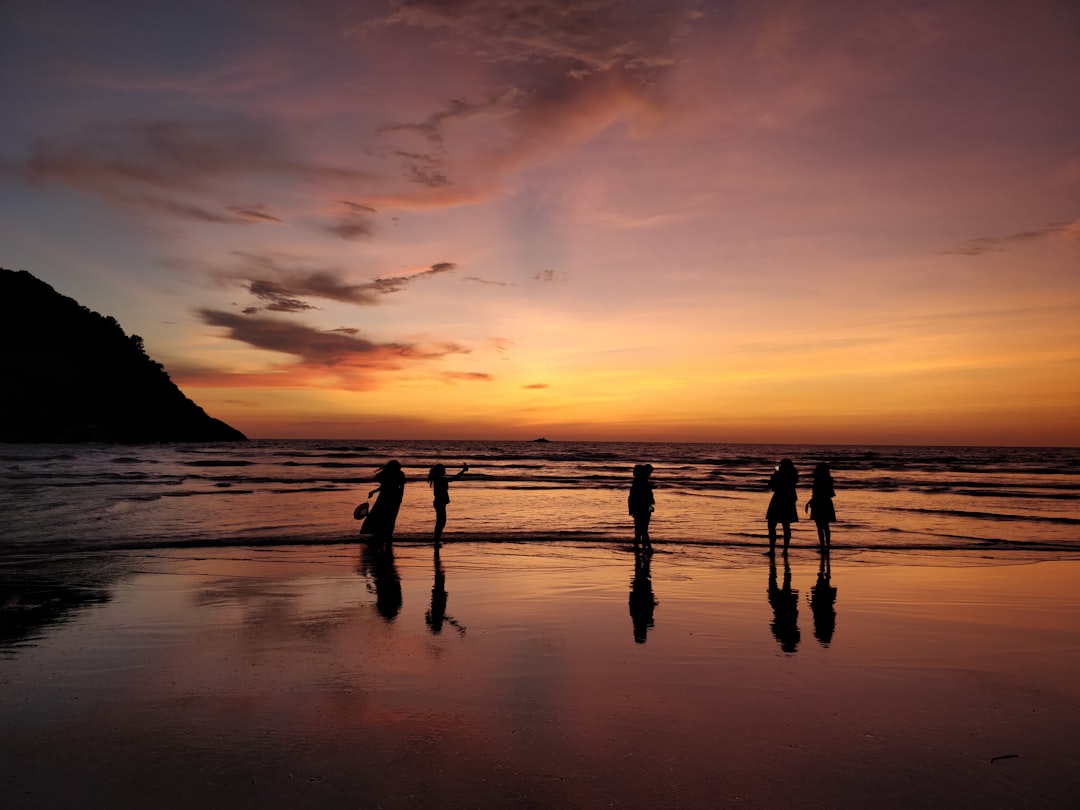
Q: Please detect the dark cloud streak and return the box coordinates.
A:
[941,221,1074,256]
[199,308,390,364]
[226,253,460,312]
[247,280,319,313]
[326,200,379,240]
[227,204,282,224]
[196,308,466,367]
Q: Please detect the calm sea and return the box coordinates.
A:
[2,440,1077,559]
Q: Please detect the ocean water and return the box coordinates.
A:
[1,440,1077,558]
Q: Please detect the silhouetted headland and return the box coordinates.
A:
[0,268,246,443]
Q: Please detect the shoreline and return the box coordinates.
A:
[4,531,1079,561]
[3,545,1079,808]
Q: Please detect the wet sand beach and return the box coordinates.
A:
[3,543,1079,809]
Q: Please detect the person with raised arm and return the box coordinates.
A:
[427,461,468,545]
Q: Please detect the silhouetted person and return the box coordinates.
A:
[766,458,799,556]
[809,549,837,646]
[805,462,836,552]
[358,541,402,622]
[768,555,800,652]
[360,459,406,547]
[428,461,468,545]
[628,463,655,553]
[629,549,657,643]
[426,545,465,636]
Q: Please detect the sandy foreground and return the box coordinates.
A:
[2,543,1079,809]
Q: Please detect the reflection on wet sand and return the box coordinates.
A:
[426,545,466,636]
[0,554,130,654]
[628,549,657,643]
[4,545,1078,810]
[810,549,838,646]
[768,555,800,652]
[0,581,111,651]
[357,541,402,622]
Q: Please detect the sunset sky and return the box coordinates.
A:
[2,0,1078,445]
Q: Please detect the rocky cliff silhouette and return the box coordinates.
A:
[1,268,247,443]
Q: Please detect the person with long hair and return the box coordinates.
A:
[359,460,407,546]
[766,458,799,556]
[806,462,836,551]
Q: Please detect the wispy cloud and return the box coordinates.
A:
[138,194,280,224]
[941,220,1078,257]
[224,252,460,312]
[378,91,522,187]
[366,0,703,191]
[73,51,289,99]
[325,200,379,240]
[442,371,494,382]
[379,92,522,147]
[21,119,371,221]
[228,204,283,224]
[363,1,702,77]
[245,280,319,313]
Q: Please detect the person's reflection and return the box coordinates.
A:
[809,548,837,647]
[426,545,465,636]
[1,583,111,650]
[768,555,800,652]
[628,548,657,643]
[357,541,402,622]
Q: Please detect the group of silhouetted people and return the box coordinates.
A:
[766,458,837,555]
[357,458,468,547]
[629,454,837,649]
[356,456,837,554]
[356,459,469,633]
[357,456,659,550]
[629,456,837,557]
[355,456,838,648]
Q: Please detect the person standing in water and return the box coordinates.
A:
[766,458,799,556]
[427,462,468,545]
[805,462,836,552]
[628,463,655,553]
[360,460,407,547]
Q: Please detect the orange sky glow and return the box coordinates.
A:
[2,0,1078,445]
